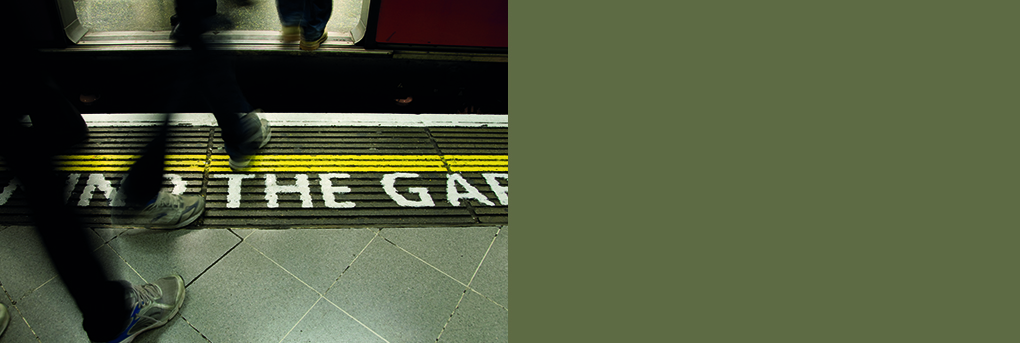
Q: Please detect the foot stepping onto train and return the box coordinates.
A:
[227,110,272,171]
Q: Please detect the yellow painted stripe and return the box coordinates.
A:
[54,155,206,160]
[442,155,508,160]
[57,160,205,166]
[446,161,509,166]
[58,167,208,172]
[49,154,508,172]
[450,167,509,172]
[206,167,451,173]
[207,160,447,167]
[209,154,444,160]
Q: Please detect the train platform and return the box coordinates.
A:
[0,113,508,342]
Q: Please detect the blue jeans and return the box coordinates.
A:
[276,0,333,41]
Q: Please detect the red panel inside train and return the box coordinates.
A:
[374,0,508,48]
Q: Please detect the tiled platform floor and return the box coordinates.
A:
[0,225,507,342]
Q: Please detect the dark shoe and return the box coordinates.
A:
[170,14,230,47]
[169,22,200,47]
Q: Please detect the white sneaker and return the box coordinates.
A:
[111,190,205,229]
[106,275,185,343]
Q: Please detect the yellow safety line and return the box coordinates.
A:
[205,166,452,171]
[54,155,204,160]
[442,155,508,160]
[47,154,508,173]
[206,160,447,167]
[211,154,445,161]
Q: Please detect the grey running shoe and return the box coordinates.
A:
[300,32,327,51]
[111,190,205,229]
[0,303,9,338]
[107,275,186,343]
[228,110,271,171]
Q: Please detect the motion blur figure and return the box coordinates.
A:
[111,0,272,230]
[0,1,270,341]
[0,4,186,342]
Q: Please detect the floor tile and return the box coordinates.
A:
[15,277,90,343]
[244,228,376,294]
[11,242,198,343]
[93,244,148,287]
[91,228,128,244]
[236,229,258,240]
[326,238,466,343]
[0,226,104,302]
[0,226,57,303]
[465,225,508,309]
[437,291,508,343]
[131,314,210,343]
[377,227,499,285]
[1,295,39,343]
[181,244,320,343]
[279,297,387,343]
[106,229,241,284]
[0,224,507,342]
[1,243,143,342]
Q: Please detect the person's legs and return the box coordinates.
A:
[0,113,133,342]
[276,0,304,27]
[299,0,332,50]
[3,7,184,342]
[110,112,205,229]
[25,77,89,154]
[193,50,271,170]
[197,55,252,138]
[301,0,332,41]
[176,0,217,18]
[111,57,204,229]
[117,117,170,207]
[172,0,219,46]
[276,0,303,42]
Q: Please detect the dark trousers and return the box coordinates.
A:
[276,0,334,40]
[0,74,131,342]
[122,1,254,205]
